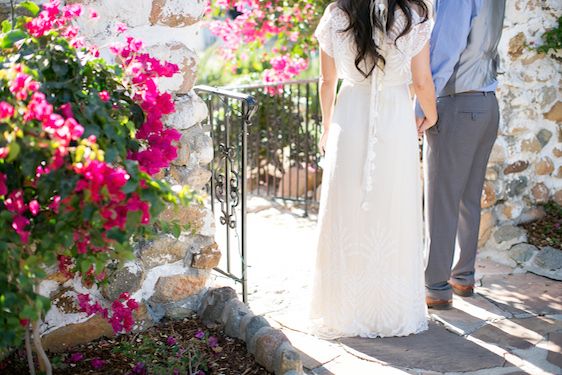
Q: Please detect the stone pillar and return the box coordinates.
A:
[478,0,561,246]
[32,0,219,351]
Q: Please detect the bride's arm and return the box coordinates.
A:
[318,50,337,153]
[411,43,437,135]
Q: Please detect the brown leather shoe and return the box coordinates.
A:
[426,296,452,310]
[449,280,474,297]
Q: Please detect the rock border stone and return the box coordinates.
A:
[479,224,562,281]
[198,287,303,375]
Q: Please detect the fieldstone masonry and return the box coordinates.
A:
[0,0,217,350]
[478,0,561,248]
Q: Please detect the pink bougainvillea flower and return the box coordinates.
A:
[91,358,105,369]
[0,147,8,159]
[69,352,84,363]
[89,9,99,19]
[118,292,130,300]
[12,215,31,244]
[57,255,74,278]
[98,91,110,102]
[0,172,7,196]
[88,46,100,57]
[132,362,147,375]
[5,190,27,214]
[116,22,128,33]
[126,298,139,310]
[49,195,61,213]
[59,103,74,118]
[0,101,14,119]
[29,200,40,216]
[43,0,61,18]
[25,92,53,122]
[9,73,37,101]
[77,293,108,317]
[207,336,219,348]
[166,336,177,346]
[62,4,82,19]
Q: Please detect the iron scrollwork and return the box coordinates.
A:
[214,142,240,230]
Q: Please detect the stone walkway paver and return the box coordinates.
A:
[211,197,562,374]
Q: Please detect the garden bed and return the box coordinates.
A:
[0,315,270,375]
[521,202,562,249]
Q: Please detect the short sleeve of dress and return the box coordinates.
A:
[392,7,433,59]
[314,7,334,57]
[408,16,433,57]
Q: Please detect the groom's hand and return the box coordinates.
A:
[417,116,437,137]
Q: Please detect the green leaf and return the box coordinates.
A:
[2,20,11,33]
[105,146,118,163]
[121,179,139,194]
[1,30,27,49]
[6,142,20,162]
[106,228,127,243]
[17,1,41,17]
[171,223,181,238]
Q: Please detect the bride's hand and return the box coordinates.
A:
[318,130,329,155]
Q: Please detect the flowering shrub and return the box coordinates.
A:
[206,0,331,85]
[0,0,195,349]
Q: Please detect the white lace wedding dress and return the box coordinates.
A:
[310,4,433,339]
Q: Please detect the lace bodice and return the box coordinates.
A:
[315,3,433,208]
[315,4,433,86]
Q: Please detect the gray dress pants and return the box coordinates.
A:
[424,92,499,300]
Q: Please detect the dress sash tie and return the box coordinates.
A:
[361,0,388,211]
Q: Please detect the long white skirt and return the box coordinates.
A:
[309,80,428,339]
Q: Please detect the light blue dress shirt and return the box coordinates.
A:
[417,0,497,117]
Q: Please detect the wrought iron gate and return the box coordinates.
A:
[228,79,323,217]
[194,85,257,303]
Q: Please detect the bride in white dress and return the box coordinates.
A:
[310,0,437,339]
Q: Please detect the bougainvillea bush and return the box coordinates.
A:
[0,0,194,351]
[206,0,331,85]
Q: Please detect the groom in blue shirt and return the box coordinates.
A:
[418,0,506,309]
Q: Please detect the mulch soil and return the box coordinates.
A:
[0,316,271,375]
[520,202,562,249]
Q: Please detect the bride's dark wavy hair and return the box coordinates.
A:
[336,0,429,78]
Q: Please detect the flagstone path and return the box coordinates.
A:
[212,197,562,374]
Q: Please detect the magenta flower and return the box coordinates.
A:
[99,91,110,102]
[49,195,61,213]
[29,200,40,216]
[132,362,147,374]
[194,330,205,340]
[126,298,139,310]
[0,172,7,196]
[91,358,105,369]
[0,101,14,119]
[12,215,30,243]
[208,336,219,348]
[5,190,27,214]
[89,9,99,19]
[69,352,84,363]
[116,22,128,33]
[166,336,177,346]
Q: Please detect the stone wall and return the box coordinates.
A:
[0,0,216,350]
[478,0,561,247]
